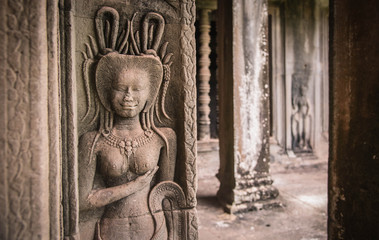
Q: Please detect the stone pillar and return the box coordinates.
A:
[329,0,379,238]
[268,3,286,148]
[0,0,61,239]
[196,0,218,152]
[197,8,212,140]
[217,0,278,213]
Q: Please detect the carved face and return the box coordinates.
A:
[111,67,150,118]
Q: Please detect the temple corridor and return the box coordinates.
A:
[0,0,378,239]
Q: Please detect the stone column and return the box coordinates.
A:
[197,8,212,140]
[196,0,218,152]
[217,0,278,213]
[269,3,286,148]
[0,0,61,239]
[329,0,379,238]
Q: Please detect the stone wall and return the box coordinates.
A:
[269,0,329,157]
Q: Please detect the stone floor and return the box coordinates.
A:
[196,144,328,240]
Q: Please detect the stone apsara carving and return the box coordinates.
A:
[291,73,312,153]
[78,6,189,240]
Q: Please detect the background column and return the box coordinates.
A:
[197,8,212,140]
[217,0,279,213]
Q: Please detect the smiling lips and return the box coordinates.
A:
[120,102,138,109]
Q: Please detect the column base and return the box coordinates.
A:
[218,197,283,214]
[217,174,281,214]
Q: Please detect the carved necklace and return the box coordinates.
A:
[102,129,154,160]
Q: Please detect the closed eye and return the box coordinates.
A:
[133,86,146,91]
[113,88,125,92]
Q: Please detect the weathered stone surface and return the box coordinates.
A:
[329,0,379,239]
[217,0,278,213]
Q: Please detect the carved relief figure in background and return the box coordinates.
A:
[291,83,312,152]
[78,7,180,240]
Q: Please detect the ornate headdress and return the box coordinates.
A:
[81,7,173,130]
[81,7,173,160]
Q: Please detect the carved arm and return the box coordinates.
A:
[87,167,158,208]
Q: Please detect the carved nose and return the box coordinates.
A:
[123,88,133,101]
[123,94,133,101]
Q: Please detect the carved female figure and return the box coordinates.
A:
[291,84,312,152]
[78,53,176,240]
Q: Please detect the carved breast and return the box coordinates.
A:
[97,134,163,184]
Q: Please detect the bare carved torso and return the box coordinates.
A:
[78,15,177,238]
[95,131,164,218]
